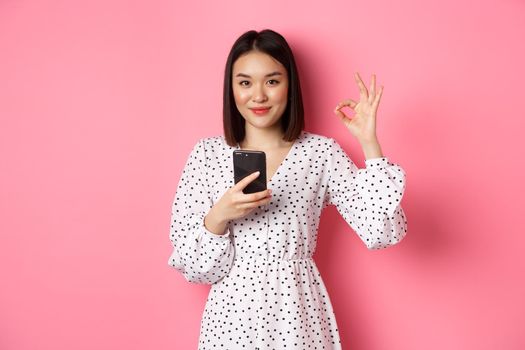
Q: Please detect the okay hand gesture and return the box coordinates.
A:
[334,72,383,144]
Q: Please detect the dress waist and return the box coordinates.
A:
[233,255,313,263]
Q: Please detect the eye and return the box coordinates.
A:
[238,79,279,87]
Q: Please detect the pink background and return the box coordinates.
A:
[1,0,524,349]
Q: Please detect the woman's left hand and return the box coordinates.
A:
[334,72,383,144]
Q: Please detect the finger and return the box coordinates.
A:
[235,171,261,191]
[334,108,348,122]
[237,196,272,210]
[239,188,272,203]
[369,74,376,102]
[250,195,272,208]
[354,72,369,100]
[335,98,357,111]
[373,85,383,109]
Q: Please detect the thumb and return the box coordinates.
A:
[234,171,260,191]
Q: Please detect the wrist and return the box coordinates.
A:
[361,139,383,160]
[359,136,379,146]
[208,206,228,225]
[204,208,228,235]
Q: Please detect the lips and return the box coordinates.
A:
[250,107,271,115]
[250,106,271,116]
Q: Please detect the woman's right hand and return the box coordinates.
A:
[204,171,272,235]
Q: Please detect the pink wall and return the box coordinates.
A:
[1,0,524,349]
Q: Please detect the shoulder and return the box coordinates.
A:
[198,134,232,149]
[301,131,335,149]
[199,134,227,146]
[189,134,231,152]
[186,135,233,166]
[302,131,332,142]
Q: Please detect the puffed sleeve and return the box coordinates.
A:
[323,138,408,250]
[168,138,235,284]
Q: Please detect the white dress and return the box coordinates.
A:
[168,130,407,349]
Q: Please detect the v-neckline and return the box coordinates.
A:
[234,130,304,185]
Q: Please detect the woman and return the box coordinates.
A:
[168,29,407,350]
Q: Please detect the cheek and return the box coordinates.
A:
[233,88,250,104]
[270,86,288,103]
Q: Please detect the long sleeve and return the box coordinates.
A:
[323,138,408,250]
[168,139,235,284]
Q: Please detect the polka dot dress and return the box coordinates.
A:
[168,130,408,349]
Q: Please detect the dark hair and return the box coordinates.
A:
[223,29,305,146]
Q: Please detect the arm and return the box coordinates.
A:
[168,139,235,284]
[324,138,408,250]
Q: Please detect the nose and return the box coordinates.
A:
[252,84,268,103]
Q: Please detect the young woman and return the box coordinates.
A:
[168,29,407,350]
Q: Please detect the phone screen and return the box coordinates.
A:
[233,150,267,194]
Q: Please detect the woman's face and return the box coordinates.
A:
[232,51,289,132]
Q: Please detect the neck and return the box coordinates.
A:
[240,124,288,150]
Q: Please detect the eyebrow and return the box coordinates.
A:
[234,71,283,78]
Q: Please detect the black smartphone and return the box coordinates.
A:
[233,150,267,194]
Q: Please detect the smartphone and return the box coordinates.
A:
[233,150,267,194]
